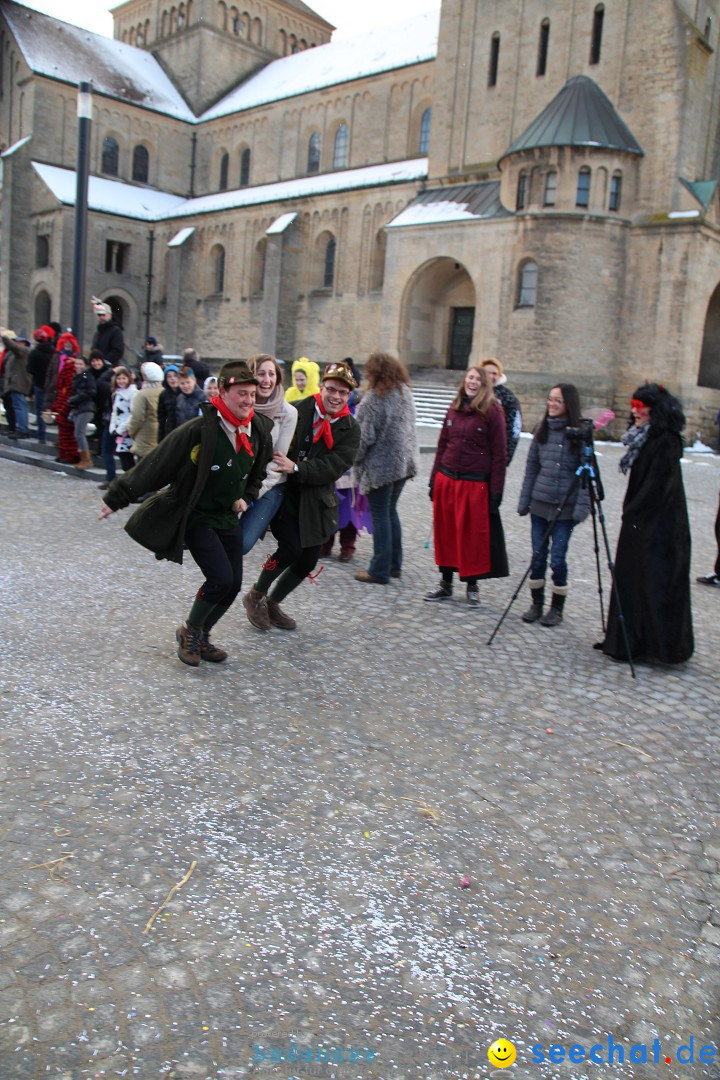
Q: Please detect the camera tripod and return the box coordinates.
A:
[487,436,636,678]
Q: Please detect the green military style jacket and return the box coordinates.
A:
[103,402,274,564]
[283,395,361,547]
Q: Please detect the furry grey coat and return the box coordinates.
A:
[354,385,420,494]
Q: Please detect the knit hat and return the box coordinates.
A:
[141,361,164,384]
[33,325,55,343]
[146,336,158,347]
[57,332,80,356]
[217,360,258,387]
[322,361,357,390]
[164,364,179,374]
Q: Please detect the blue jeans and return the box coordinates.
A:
[34,387,46,440]
[101,425,116,481]
[241,484,285,556]
[367,478,407,582]
[530,514,574,587]
[10,391,29,435]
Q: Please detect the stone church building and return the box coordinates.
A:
[1,0,720,430]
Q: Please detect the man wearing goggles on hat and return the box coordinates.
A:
[243,362,360,631]
[99,360,274,666]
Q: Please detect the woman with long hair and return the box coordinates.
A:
[517,384,589,626]
[425,366,507,606]
[353,351,419,584]
[240,353,298,555]
[596,383,693,664]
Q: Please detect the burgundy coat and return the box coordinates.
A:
[430,400,507,496]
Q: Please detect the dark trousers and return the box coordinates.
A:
[268,510,321,580]
[185,522,244,608]
[715,493,720,578]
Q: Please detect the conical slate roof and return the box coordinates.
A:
[499,75,643,161]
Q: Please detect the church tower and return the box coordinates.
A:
[111,0,334,114]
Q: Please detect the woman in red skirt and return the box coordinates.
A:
[425,366,507,606]
[50,333,81,464]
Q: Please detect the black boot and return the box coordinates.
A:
[521,579,545,623]
[540,587,567,627]
[424,578,452,602]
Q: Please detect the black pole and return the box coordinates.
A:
[144,229,155,341]
[189,132,197,198]
[71,81,92,350]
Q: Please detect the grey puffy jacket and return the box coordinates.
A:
[517,418,590,522]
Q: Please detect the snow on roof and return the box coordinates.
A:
[31,158,428,222]
[266,212,298,235]
[160,158,428,220]
[32,162,186,220]
[201,8,440,121]
[4,0,195,121]
[386,182,511,228]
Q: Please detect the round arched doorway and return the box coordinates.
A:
[399,258,476,369]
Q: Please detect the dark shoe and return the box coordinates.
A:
[243,586,271,631]
[16,431,31,439]
[696,574,720,587]
[98,481,112,491]
[424,580,452,602]
[522,584,546,623]
[354,570,387,585]
[176,623,201,666]
[339,550,354,563]
[540,591,566,627]
[466,585,479,607]
[390,570,402,579]
[266,598,297,630]
[199,630,228,662]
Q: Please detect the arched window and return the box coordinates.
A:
[323,236,336,288]
[307,131,321,174]
[369,229,386,292]
[35,235,49,268]
[102,136,119,176]
[609,171,622,211]
[252,237,266,294]
[516,171,528,211]
[488,32,500,87]
[419,107,432,155]
[217,1,227,30]
[219,152,229,191]
[132,145,149,183]
[211,244,225,293]
[576,166,591,208]
[333,124,349,169]
[543,171,557,207]
[34,290,51,327]
[590,4,604,64]
[252,17,262,44]
[240,147,251,187]
[537,19,550,76]
[517,261,538,308]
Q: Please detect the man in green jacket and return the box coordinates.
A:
[99,360,273,666]
[243,361,360,631]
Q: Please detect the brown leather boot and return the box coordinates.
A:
[266,597,297,630]
[75,449,93,470]
[199,630,228,662]
[176,623,202,666]
[242,586,271,631]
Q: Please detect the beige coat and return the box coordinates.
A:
[127,384,162,458]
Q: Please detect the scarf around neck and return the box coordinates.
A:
[212,396,254,456]
[253,380,285,423]
[312,393,350,449]
[618,422,650,475]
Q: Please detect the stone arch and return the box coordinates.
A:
[33,288,51,326]
[399,258,476,369]
[699,283,720,389]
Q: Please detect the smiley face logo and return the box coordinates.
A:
[488,1038,516,1068]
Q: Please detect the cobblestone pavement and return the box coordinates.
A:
[1,439,719,1080]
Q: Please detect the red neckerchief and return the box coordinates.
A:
[312,393,350,449]
[211,396,254,456]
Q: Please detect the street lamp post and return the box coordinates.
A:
[71,81,92,350]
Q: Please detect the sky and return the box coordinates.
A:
[16,0,440,40]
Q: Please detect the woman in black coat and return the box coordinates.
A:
[597,383,693,665]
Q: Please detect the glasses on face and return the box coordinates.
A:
[547,396,564,405]
[324,386,350,398]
